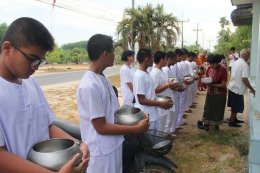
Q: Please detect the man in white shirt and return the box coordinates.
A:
[227,48,255,127]
[120,50,136,106]
[150,51,176,132]
[0,17,89,173]
[133,48,173,129]
[162,51,181,133]
[77,34,149,173]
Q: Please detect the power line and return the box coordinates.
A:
[36,0,118,22]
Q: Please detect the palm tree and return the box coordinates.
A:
[116,4,180,51]
[152,4,179,51]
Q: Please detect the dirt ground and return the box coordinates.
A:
[41,72,248,173]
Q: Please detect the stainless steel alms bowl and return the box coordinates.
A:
[155,95,172,102]
[27,138,82,171]
[115,107,145,125]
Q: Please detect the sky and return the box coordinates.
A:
[0,0,237,51]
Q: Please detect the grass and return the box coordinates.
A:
[198,129,248,156]
[168,128,248,173]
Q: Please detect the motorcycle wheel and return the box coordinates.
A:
[144,164,175,173]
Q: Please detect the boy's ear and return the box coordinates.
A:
[1,41,12,55]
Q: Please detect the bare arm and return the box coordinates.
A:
[0,147,53,173]
[92,116,149,135]
[137,94,172,109]
[126,82,133,92]
[155,83,169,94]
[243,78,255,96]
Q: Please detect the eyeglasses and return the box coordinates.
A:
[12,45,46,67]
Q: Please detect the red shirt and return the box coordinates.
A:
[205,64,227,96]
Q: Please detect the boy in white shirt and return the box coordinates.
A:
[77,34,149,173]
[120,50,136,106]
[150,51,176,132]
[162,51,181,133]
[133,49,173,129]
[0,17,89,173]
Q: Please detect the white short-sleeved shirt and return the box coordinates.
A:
[228,58,249,95]
[77,71,124,157]
[0,77,53,159]
[191,61,198,72]
[185,60,194,76]
[229,53,239,67]
[120,64,136,106]
[162,66,175,111]
[150,68,171,116]
[133,69,158,121]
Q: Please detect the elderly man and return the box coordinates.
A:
[227,48,255,127]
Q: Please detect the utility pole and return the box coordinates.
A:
[132,0,135,9]
[193,23,202,47]
[207,40,212,52]
[179,15,189,48]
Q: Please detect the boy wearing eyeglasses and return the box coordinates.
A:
[0,17,89,173]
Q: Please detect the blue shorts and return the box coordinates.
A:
[227,90,244,113]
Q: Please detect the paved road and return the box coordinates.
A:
[34,66,121,86]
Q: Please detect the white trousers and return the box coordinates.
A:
[165,111,178,133]
[178,90,187,126]
[173,92,181,129]
[156,114,168,132]
[86,145,122,173]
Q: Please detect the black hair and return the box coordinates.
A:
[188,52,197,58]
[174,48,184,56]
[153,51,166,64]
[166,51,177,60]
[136,48,152,64]
[230,47,235,51]
[207,53,222,64]
[220,54,225,59]
[121,50,135,61]
[181,48,188,55]
[87,34,114,61]
[1,17,54,52]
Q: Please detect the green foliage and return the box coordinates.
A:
[0,23,8,43]
[184,44,203,53]
[114,46,124,65]
[61,41,87,50]
[117,4,179,51]
[215,17,251,57]
[69,48,87,64]
[46,45,61,64]
[60,41,89,64]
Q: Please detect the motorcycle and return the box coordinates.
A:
[54,118,177,173]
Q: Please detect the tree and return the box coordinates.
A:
[61,41,87,50]
[0,23,8,43]
[46,45,61,68]
[70,48,87,64]
[215,17,251,56]
[117,4,179,51]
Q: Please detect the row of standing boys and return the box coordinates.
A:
[120,48,200,134]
